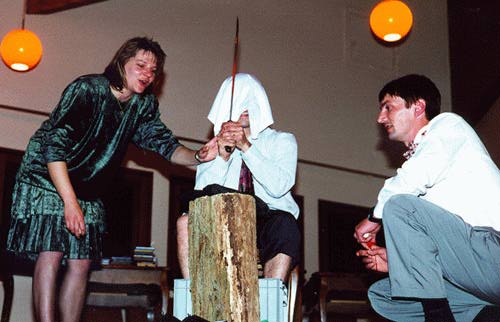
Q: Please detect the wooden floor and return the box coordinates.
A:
[82,308,390,322]
[324,314,388,322]
[82,306,391,322]
[304,307,390,322]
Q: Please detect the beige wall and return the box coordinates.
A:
[0,0,451,320]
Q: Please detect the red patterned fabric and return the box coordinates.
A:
[238,161,254,194]
[403,131,427,160]
[403,142,419,160]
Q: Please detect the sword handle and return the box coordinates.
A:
[224,120,235,153]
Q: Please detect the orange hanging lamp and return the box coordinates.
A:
[0,0,43,71]
[369,0,413,43]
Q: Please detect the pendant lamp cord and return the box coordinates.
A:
[21,0,27,29]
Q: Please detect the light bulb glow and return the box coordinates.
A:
[384,33,402,42]
[11,63,29,71]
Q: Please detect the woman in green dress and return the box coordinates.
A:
[7,37,216,322]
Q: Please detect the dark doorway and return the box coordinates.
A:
[318,200,383,273]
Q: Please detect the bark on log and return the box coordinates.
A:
[188,193,260,322]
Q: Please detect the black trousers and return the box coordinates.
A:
[181,184,301,268]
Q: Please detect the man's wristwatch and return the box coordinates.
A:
[367,212,382,223]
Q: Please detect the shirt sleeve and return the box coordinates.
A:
[373,116,466,218]
[132,98,182,161]
[242,132,297,198]
[194,156,233,190]
[43,79,95,163]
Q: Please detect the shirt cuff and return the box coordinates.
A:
[241,143,261,165]
[367,212,382,223]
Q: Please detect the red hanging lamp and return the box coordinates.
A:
[0,0,43,71]
[369,0,413,43]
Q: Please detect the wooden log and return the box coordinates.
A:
[188,193,260,322]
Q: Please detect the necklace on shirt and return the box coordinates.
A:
[116,99,126,114]
[115,96,132,115]
[110,86,131,114]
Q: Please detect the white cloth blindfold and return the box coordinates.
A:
[208,73,274,139]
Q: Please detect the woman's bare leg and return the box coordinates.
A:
[59,258,92,322]
[33,251,64,322]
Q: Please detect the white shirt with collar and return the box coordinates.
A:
[373,112,500,230]
[195,127,300,218]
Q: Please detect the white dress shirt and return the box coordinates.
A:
[374,112,500,230]
[195,127,300,218]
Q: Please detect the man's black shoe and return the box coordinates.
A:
[473,306,500,322]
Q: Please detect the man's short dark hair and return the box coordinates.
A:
[103,37,166,95]
[378,74,441,120]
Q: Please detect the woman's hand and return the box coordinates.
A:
[64,199,86,238]
[47,161,86,238]
[196,137,218,162]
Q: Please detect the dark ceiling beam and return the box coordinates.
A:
[26,0,108,14]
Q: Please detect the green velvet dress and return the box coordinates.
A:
[7,74,181,261]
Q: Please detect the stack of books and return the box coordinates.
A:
[133,246,158,267]
[110,256,134,266]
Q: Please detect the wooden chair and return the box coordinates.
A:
[0,271,13,322]
[0,229,15,322]
[287,265,300,322]
[0,252,35,322]
[85,265,169,322]
[306,272,385,322]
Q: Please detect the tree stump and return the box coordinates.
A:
[188,193,260,322]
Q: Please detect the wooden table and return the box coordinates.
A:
[86,264,168,322]
[307,272,386,322]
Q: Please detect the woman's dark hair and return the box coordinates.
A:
[379,74,441,120]
[104,37,166,94]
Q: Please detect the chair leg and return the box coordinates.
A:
[146,310,155,322]
[120,308,127,322]
[318,276,328,322]
[1,274,14,322]
[287,266,300,322]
